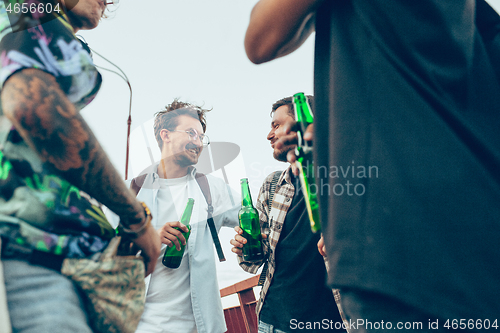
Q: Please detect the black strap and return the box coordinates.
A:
[130,172,226,262]
[258,171,281,286]
[195,173,226,262]
[267,171,281,211]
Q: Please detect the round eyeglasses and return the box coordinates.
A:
[172,129,210,146]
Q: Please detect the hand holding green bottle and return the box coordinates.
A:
[230,226,268,257]
[160,198,194,269]
[158,221,190,250]
[273,93,320,233]
[272,119,314,176]
[237,178,264,262]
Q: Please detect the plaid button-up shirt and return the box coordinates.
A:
[238,168,349,331]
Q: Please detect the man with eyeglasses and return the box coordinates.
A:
[129,99,240,333]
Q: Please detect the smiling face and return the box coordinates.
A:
[62,0,105,32]
[161,115,204,168]
[267,105,296,162]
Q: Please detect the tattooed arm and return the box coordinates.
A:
[1,68,160,275]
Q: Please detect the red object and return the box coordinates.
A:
[220,276,259,333]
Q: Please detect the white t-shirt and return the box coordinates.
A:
[103,167,241,333]
[136,176,197,333]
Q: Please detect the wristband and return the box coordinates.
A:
[117,202,152,239]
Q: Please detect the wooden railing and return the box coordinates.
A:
[220,275,260,333]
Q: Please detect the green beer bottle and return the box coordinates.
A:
[162,198,194,269]
[293,92,321,233]
[238,178,264,262]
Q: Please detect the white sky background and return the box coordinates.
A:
[78,0,500,305]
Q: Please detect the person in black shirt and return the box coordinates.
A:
[243,0,500,328]
[231,96,346,333]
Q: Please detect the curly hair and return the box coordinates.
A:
[153,98,211,150]
[270,95,314,118]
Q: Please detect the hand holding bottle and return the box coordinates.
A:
[283,93,320,233]
[274,122,314,176]
[238,178,265,261]
[162,198,194,269]
[230,226,267,256]
[158,221,190,251]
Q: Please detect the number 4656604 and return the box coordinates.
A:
[444,319,498,330]
[6,2,61,14]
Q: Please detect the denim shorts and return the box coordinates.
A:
[2,259,92,333]
[259,320,289,333]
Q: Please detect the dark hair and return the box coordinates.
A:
[270,95,314,118]
[153,98,211,150]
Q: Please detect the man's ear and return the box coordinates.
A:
[160,129,170,142]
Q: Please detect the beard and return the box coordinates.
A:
[172,143,200,167]
[273,145,295,162]
[174,154,197,167]
[172,151,199,167]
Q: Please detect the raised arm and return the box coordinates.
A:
[244,0,322,64]
[1,68,160,275]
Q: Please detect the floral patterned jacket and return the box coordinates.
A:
[0,1,113,259]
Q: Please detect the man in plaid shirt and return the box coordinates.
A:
[231,96,347,333]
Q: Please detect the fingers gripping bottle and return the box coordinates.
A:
[238,178,264,262]
[293,92,321,233]
[162,198,194,268]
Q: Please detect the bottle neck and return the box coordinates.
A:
[296,105,314,123]
[293,93,314,131]
[240,181,253,207]
[180,199,195,226]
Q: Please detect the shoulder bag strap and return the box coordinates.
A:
[130,174,147,196]
[195,173,226,262]
[258,170,281,286]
